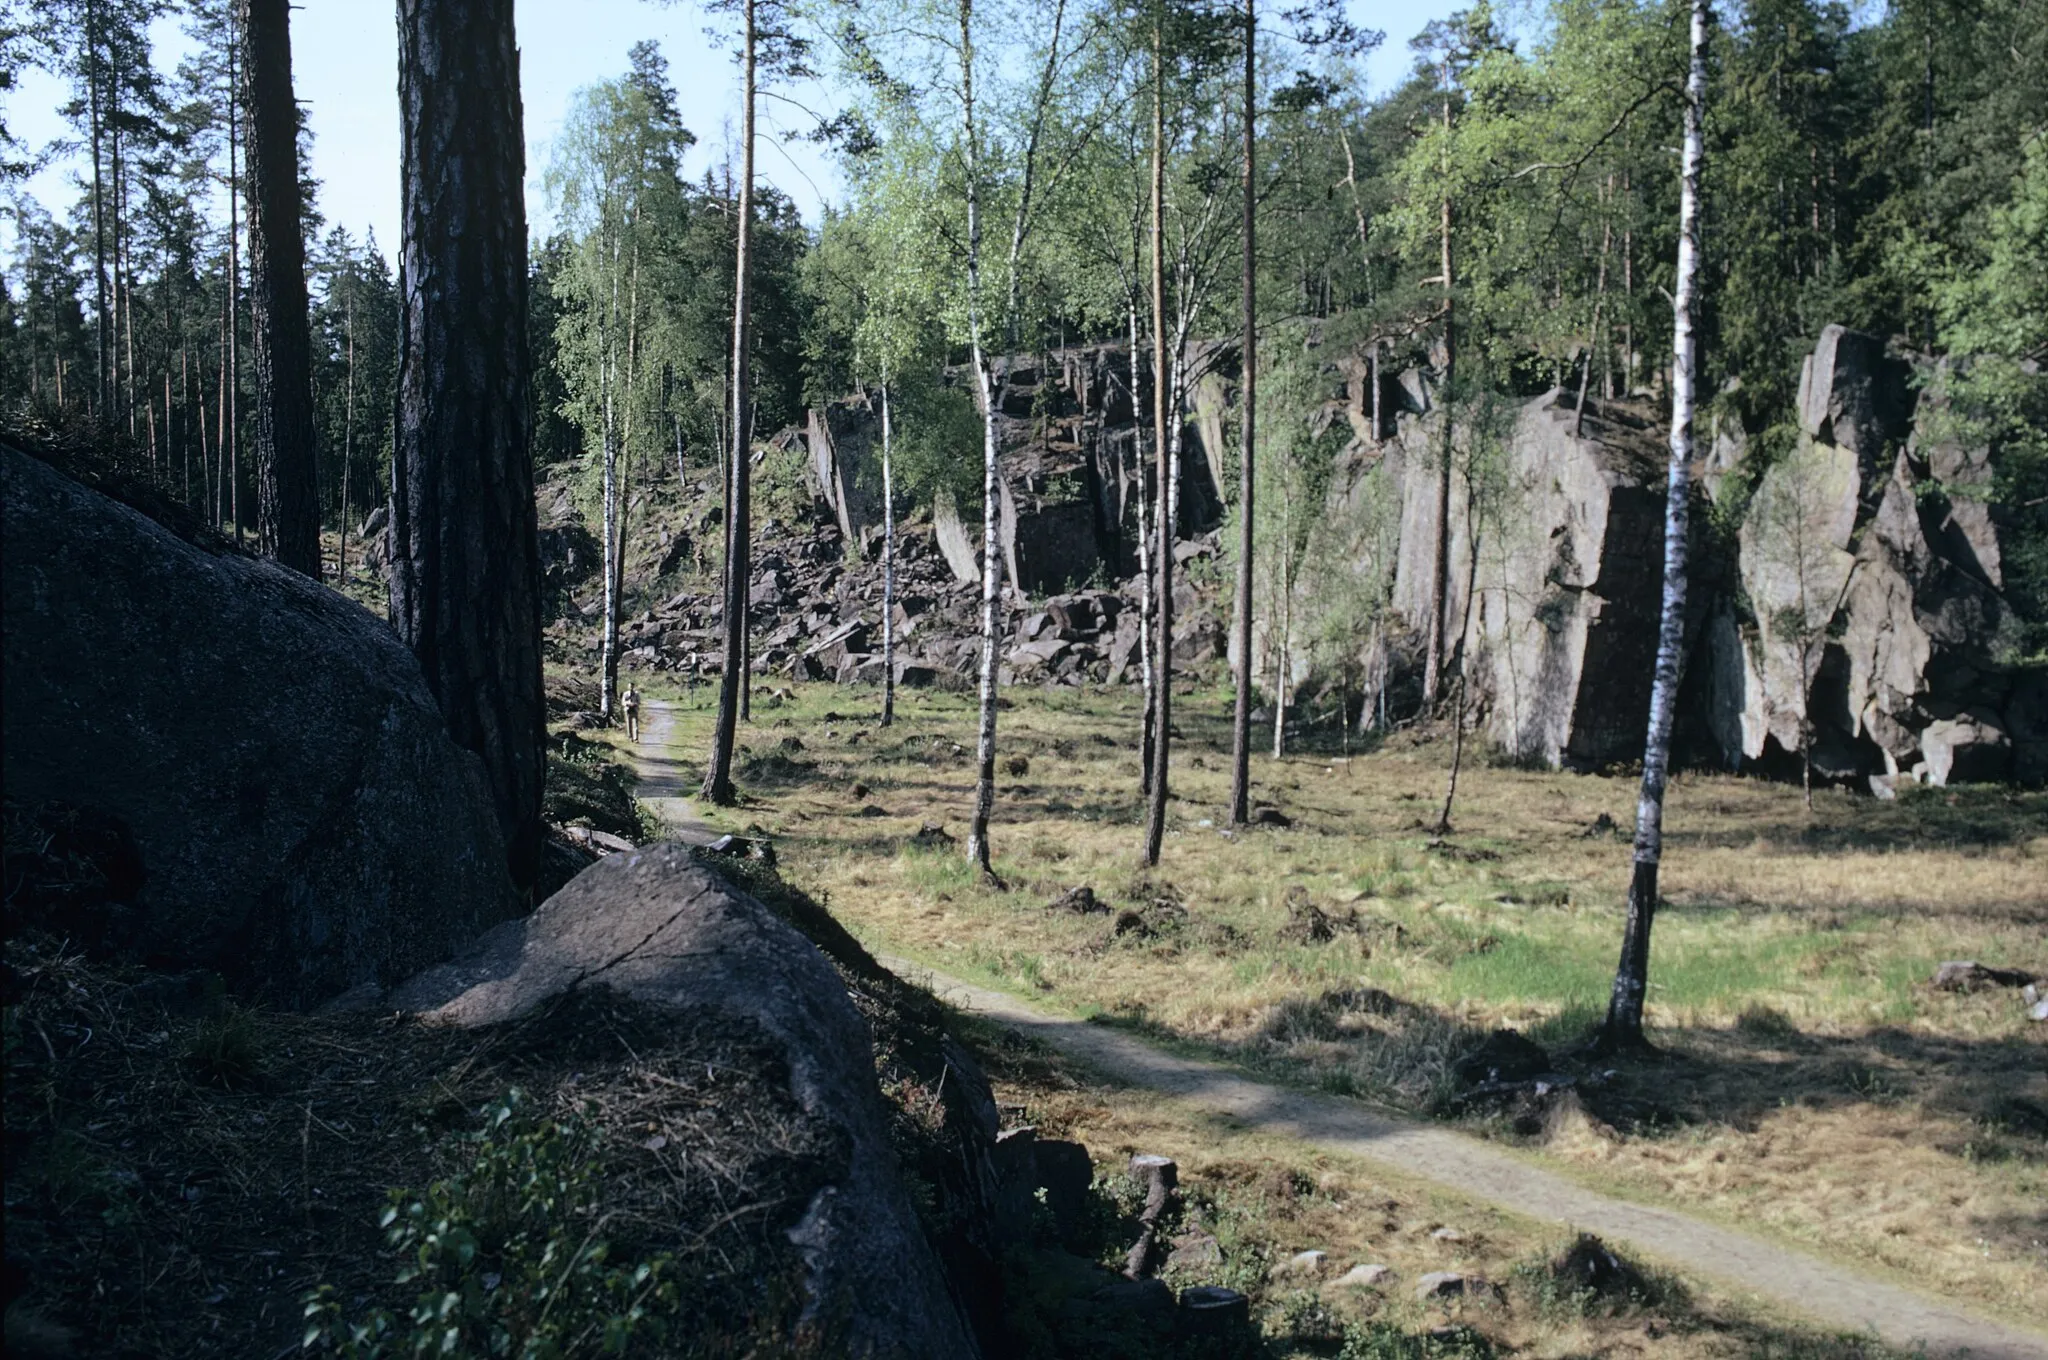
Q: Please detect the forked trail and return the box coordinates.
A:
[633,701,2045,1360]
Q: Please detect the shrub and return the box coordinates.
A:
[303,1090,677,1358]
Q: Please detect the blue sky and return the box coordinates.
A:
[4,0,1461,266]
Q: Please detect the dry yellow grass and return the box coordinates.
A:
[629,676,2048,1324]
[977,1014,1929,1358]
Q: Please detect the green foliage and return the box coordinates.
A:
[302,1091,677,1359]
[1339,1322,1497,1360]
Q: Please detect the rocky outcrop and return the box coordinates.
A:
[1,444,516,1008]
[1465,393,1675,768]
[389,849,980,1359]
[1725,325,2043,785]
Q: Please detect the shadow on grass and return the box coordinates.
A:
[1665,785,2048,854]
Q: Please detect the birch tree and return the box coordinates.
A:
[1599,0,1710,1053]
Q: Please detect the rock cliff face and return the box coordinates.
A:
[605,323,2040,787]
[1468,395,1675,769]
[1291,322,2041,785]
[2,444,518,1007]
[1719,325,2042,786]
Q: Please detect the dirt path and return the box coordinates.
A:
[629,700,720,844]
[627,707,2043,1359]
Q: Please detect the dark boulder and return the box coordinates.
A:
[2,445,516,1008]
[389,848,981,1359]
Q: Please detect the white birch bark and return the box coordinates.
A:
[1601,0,1709,1049]
[959,0,1003,877]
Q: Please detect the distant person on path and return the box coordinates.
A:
[622,682,642,742]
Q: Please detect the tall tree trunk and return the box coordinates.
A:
[391,0,545,896]
[1599,0,1708,1052]
[1228,0,1257,826]
[1421,64,1454,709]
[244,0,320,575]
[1273,478,1291,759]
[1576,177,1613,439]
[1142,7,1172,868]
[702,0,755,806]
[226,17,243,546]
[338,275,356,579]
[1133,302,1156,796]
[86,0,110,415]
[961,0,1003,878]
[598,245,621,721]
[881,381,897,727]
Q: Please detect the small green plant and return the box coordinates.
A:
[181,1007,265,1089]
[1338,1321,1496,1360]
[303,1090,677,1358]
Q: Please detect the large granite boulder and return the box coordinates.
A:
[389,848,981,1359]
[1,444,516,1008]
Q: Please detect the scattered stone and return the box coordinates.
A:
[1931,960,2039,992]
[1551,1233,1649,1299]
[1165,1232,1222,1272]
[1337,1263,1395,1288]
[1049,885,1108,915]
[1271,1249,1328,1278]
[1415,1271,1497,1301]
[1112,909,1154,940]
[2024,983,2048,1023]
[1430,1226,1466,1243]
[1279,888,1338,944]
[1177,1285,1250,1336]
[1453,1029,1553,1088]
[909,822,955,850]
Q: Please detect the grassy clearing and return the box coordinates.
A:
[629,673,2048,1323]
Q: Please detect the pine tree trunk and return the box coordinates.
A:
[881,382,897,727]
[702,0,756,807]
[338,290,355,579]
[86,0,110,414]
[1142,8,1172,868]
[226,24,243,548]
[1228,0,1257,827]
[390,0,545,895]
[244,0,320,576]
[1599,0,1708,1052]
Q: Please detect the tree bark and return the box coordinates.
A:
[226,13,243,545]
[881,381,897,726]
[85,0,110,414]
[244,0,320,575]
[1142,7,1172,867]
[960,0,1003,879]
[1600,0,1708,1052]
[1228,0,1256,826]
[702,0,756,807]
[390,0,545,895]
[1421,65,1454,709]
